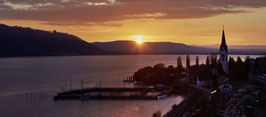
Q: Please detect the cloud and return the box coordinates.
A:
[42,21,122,27]
[0,0,266,25]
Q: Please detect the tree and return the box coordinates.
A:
[245,56,250,62]
[186,55,190,83]
[176,56,185,75]
[236,56,243,64]
[196,56,199,66]
[133,66,153,82]
[206,56,210,66]
[211,54,217,66]
[177,56,182,68]
[228,57,235,66]
[211,54,218,71]
[186,55,190,68]
[244,56,251,74]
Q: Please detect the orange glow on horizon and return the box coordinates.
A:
[134,35,144,44]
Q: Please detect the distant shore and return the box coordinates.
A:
[0,53,265,58]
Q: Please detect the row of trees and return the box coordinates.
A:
[229,56,266,82]
[176,55,217,69]
[176,55,200,68]
[133,55,215,85]
[133,55,264,85]
[228,56,249,81]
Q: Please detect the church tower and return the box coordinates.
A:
[219,27,228,74]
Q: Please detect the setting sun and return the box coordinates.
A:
[134,35,144,44]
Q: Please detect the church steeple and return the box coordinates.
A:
[220,28,228,53]
[219,27,228,74]
[221,28,226,46]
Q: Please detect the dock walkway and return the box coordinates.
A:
[54,87,171,100]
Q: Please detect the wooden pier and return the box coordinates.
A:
[54,87,172,101]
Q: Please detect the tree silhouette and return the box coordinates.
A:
[206,56,211,66]
[196,56,199,66]
[177,56,183,68]
[186,55,190,68]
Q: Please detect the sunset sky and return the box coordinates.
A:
[1,0,266,45]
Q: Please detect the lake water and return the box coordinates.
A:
[0,55,263,117]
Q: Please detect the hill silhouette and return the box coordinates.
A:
[94,41,266,55]
[94,41,215,54]
[0,24,102,57]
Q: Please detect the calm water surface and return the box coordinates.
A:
[0,55,262,117]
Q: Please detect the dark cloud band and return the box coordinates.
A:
[0,0,265,25]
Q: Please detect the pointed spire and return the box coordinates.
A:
[220,26,228,53]
[221,27,226,46]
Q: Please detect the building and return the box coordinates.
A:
[219,28,228,74]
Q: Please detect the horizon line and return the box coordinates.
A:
[89,40,266,46]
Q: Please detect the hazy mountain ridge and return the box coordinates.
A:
[194,45,266,55]
[94,41,266,55]
[197,44,266,50]
[94,41,217,54]
[0,24,102,57]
